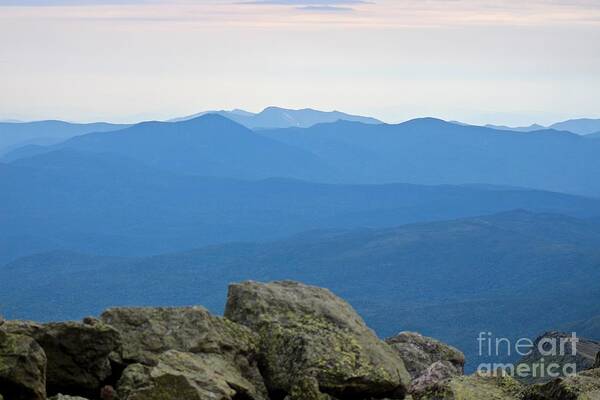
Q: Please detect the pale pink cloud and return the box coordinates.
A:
[1,0,599,26]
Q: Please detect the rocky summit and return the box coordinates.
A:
[1,280,600,400]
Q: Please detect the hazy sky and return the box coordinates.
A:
[1,0,599,125]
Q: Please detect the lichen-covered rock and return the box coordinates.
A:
[0,330,47,400]
[49,395,90,400]
[1,319,121,397]
[224,280,410,399]
[100,306,257,366]
[117,350,268,400]
[517,332,600,384]
[386,332,465,379]
[103,306,267,400]
[522,368,600,400]
[412,373,523,400]
[410,361,462,395]
[285,376,333,400]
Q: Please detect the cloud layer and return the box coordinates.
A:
[2,0,600,25]
[0,0,157,4]
[1,0,599,125]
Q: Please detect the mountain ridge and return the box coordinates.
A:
[262,118,600,196]
[3,145,600,264]
[4,114,340,181]
[170,106,383,128]
[3,210,600,373]
[0,120,130,155]
[479,118,600,135]
[4,115,600,196]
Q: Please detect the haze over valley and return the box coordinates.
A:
[2,107,600,372]
[3,1,600,398]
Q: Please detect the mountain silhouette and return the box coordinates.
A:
[0,120,129,155]
[3,146,600,264]
[171,106,382,128]
[586,131,600,139]
[484,123,545,132]
[549,118,600,135]
[7,114,338,181]
[482,118,600,135]
[6,116,600,195]
[262,118,600,196]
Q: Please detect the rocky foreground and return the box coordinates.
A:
[1,281,599,400]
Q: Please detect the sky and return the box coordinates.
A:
[0,0,599,126]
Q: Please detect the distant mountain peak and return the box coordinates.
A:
[479,118,600,135]
[171,106,382,129]
[262,106,316,112]
[408,117,447,123]
[181,112,245,126]
[262,106,287,112]
[484,123,545,132]
[400,117,452,128]
[550,118,600,135]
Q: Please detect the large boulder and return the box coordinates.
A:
[117,350,268,400]
[522,368,600,400]
[1,319,121,397]
[386,332,465,379]
[0,330,47,400]
[224,280,410,400]
[595,352,600,369]
[101,306,268,400]
[412,373,523,400]
[100,306,257,365]
[517,332,600,384]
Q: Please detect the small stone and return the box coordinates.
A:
[410,360,461,395]
[101,385,117,400]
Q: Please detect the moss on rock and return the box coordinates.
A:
[100,306,258,366]
[225,280,410,399]
[386,332,465,379]
[522,368,600,400]
[1,319,120,398]
[117,350,268,400]
[0,330,47,400]
[413,373,523,400]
